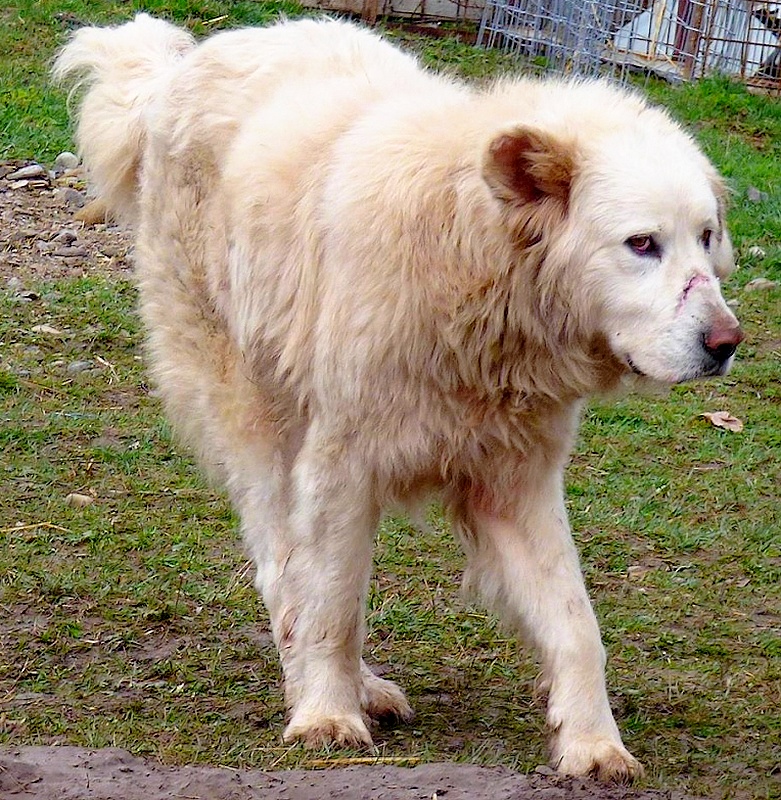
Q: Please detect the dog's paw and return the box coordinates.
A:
[554,738,644,783]
[361,670,414,724]
[283,713,373,749]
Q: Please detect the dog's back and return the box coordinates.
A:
[54,15,424,226]
[54,15,443,476]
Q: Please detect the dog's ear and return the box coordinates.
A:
[482,126,575,207]
[709,174,735,280]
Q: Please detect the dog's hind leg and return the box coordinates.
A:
[255,419,380,748]
[454,462,643,783]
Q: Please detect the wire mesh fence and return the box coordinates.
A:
[476,0,781,94]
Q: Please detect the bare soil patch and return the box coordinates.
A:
[0,159,132,285]
[0,745,701,800]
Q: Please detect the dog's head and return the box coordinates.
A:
[481,89,742,386]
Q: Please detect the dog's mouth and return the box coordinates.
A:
[624,354,648,378]
[624,352,724,385]
[623,354,684,384]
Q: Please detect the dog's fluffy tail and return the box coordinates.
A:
[52,14,195,224]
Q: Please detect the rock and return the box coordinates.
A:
[53,151,80,173]
[52,229,78,245]
[744,277,777,292]
[53,186,87,208]
[6,276,24,293]
[31,324,65,337]
[53,245,89,258]
[746,186,769,203]
[65,492,94,508]
[5,163,48,181]
[66,360,95,374]
[746,245,766,259]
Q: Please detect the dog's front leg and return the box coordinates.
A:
[457,466,643,782]
[267,421,378,749]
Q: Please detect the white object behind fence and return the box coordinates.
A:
[477,0,781,92]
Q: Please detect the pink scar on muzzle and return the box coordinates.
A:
[676,273,711,314]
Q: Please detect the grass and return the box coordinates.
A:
[1,2,780,798]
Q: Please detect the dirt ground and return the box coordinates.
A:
[0,745,702,800]
[1,160,707,800]
[0,159,133,284]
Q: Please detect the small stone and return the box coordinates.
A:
[6,163,48,181]
[534,764,557,776]
[65,492,94,508]
[53,186,87,209]
[53,151,80,173]
[727,298,740,308]
[66,360,94,374]
[53,229,78,245]
[36,240,55,254]
[53,245,88,258]
[31,324,65,337]
[746,186,769,203]
[6,276,24,293]
[746,245,766,259]
[744,277,777,292]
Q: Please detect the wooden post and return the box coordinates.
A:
[362,0,380,25]
[675,0,706,80]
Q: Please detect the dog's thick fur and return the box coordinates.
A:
[54,15,743,781]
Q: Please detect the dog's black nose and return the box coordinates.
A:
[703,323,744,362]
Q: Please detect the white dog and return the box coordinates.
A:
[54,15,742,781]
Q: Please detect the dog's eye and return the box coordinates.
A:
[626,235,659,258]
[701,229,713,251]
